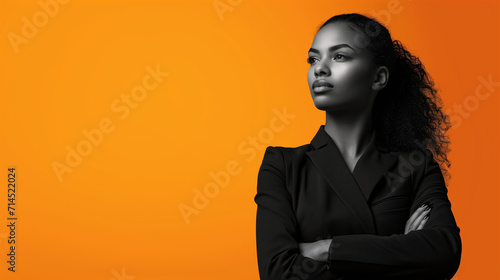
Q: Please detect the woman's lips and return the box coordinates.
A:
[313,79,334,88]
[313,85,334,93]
[312,80,334,93]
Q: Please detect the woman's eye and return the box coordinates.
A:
[307,54,349,64]
[306,57,318,64]
[334,53,346,60]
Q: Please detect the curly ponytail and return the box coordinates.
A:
[318,13,452,181]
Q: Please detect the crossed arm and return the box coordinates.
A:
[298,204,433,262]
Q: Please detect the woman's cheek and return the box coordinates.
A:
[307,70,315,86]
[334,63,371,91]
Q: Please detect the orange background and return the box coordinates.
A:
[1,0,499,279]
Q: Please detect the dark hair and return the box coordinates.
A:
[317,13,452,181]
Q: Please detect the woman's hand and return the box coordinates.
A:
[298,239,332,262]
[405,203,432,234]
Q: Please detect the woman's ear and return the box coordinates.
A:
[371,65,389,91]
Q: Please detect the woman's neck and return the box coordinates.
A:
[324,110,374,159]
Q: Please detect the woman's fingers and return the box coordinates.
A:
[405,204,431,234]
[404,204,427,233]
[410,207,430,230]
[416,215,429,230]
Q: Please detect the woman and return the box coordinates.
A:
[254,13,461,280]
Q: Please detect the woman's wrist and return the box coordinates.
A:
[316,239,333,262]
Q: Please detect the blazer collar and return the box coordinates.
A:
[306,125,398,234]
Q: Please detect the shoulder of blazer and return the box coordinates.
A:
[264,144,313,163]
[385,147,441,195]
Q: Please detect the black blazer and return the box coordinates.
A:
[254,125,461,280]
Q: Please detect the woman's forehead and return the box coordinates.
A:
[310,22,369,55]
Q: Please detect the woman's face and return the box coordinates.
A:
[307,22,378,113]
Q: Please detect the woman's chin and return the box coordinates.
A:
[312,99,338,111]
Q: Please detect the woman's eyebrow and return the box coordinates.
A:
[308,43,356,54]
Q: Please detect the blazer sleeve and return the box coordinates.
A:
[326,149,462,279]
[255,146,343,280]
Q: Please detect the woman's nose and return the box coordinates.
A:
[314,60,331,77]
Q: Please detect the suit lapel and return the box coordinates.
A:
[306,125,398,234]
[352,134,399,202]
